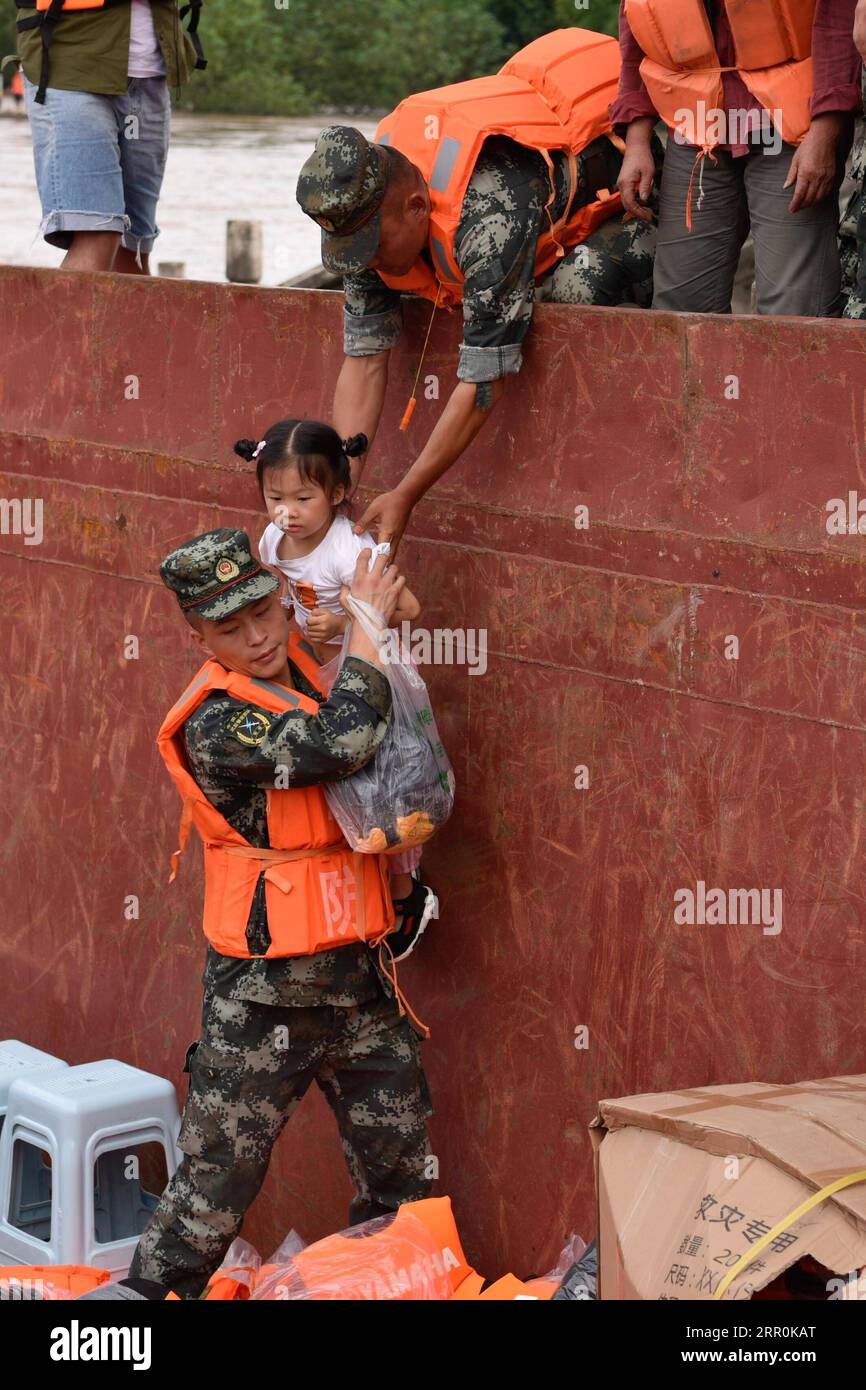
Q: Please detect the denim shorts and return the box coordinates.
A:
[23,74,171,254]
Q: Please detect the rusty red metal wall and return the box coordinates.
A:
[1,264,865,1280]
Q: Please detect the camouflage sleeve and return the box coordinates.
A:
[453,139,548,384]
[183,655,392,792]
[342,269,403,355]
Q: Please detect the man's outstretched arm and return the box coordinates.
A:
[351,145,544,550]
[353,377,505,550]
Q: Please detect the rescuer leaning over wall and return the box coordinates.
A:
[295,28,659,554]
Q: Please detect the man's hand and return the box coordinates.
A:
[617,118,656,222]
[347,548,405,625]
[354,486,415,557]
[306,607,347,643]
[785,116,843,212]
[855,0,866,62]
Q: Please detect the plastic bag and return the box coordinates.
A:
[250,1209,453,1301]
[550,1238,598,1300]
[323,596,455,854]
[202,1236,262,1299]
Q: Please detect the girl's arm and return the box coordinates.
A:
[342,528,422,627]
[338,582,420,628]
[393,584,421,623]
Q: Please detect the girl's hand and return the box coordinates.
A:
[306,607,347,643]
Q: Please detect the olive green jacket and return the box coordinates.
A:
[16,0,200,95]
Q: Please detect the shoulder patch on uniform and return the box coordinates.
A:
[227,707,273,746]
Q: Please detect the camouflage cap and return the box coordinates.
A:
[159,528,279,620]
[296,126,391,274]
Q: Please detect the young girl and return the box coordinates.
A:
[234,417,438,961]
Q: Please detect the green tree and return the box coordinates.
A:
[554,0,620,37]
[0,0,622,114]
[186,0,307,114]
[1,10,20,78]
[280,0,506,111]
[490,0,559,52]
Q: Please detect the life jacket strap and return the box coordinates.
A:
[551,150,580,250]
[15,0,64,104]
[214,843,389,949]
[537,148,566,260]
[685,144,719,232]
[179,0,207,70]
[169,797,195,883]
[220,840,349,898]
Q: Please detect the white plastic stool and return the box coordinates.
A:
[0,1042,69,1242]
[0,1041,68,1122]
[0,1059,182,1276]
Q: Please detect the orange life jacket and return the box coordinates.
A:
[157,631,394,960]
[459,1272,560,1299]
[0,1264,112,1299]
[17,0,206,105]
[625,0,816,148]
[203,1265,255,1300]
[252,1197,481,1301]
[374,27,624,309]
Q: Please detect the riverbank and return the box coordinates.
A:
[0,108,378,283]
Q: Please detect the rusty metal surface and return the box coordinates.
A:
[1,265,865,1280]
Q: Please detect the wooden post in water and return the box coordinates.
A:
[226,221,263,284]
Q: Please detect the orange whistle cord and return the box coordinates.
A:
[685,145,717,233]
[399,284,443,431]
[377,938,431,1039]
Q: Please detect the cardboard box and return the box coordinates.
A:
[590,1074,866,1301]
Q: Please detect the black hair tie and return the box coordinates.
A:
[342,433,369,458]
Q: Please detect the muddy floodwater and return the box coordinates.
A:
[0,108,378,284]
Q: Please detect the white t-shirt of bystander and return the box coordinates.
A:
[128,0,167,78]
[259,514,389,646]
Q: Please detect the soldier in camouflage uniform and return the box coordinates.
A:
[295,124,659,549]
[128,529,433,1300]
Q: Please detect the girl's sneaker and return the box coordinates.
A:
[388,872,439,962]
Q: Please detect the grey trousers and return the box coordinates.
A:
[652,137,845,317]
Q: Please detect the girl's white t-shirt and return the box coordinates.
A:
[259,514,387,645]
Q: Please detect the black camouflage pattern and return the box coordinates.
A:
[128,977,434,1299]
[841,77,866,320]
[342,135,659,377]
[160,528,279,619]
[296,126,390,274]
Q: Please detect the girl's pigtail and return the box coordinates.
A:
[234,438,259,462]
[342,433,368,458]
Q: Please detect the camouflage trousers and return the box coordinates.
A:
[841,116,866,320]
[536,209,658,309]
[128,976,434,1299]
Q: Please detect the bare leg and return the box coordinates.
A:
[113,245,151,275]
[390,872,412,899]
[61,230,120,272]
